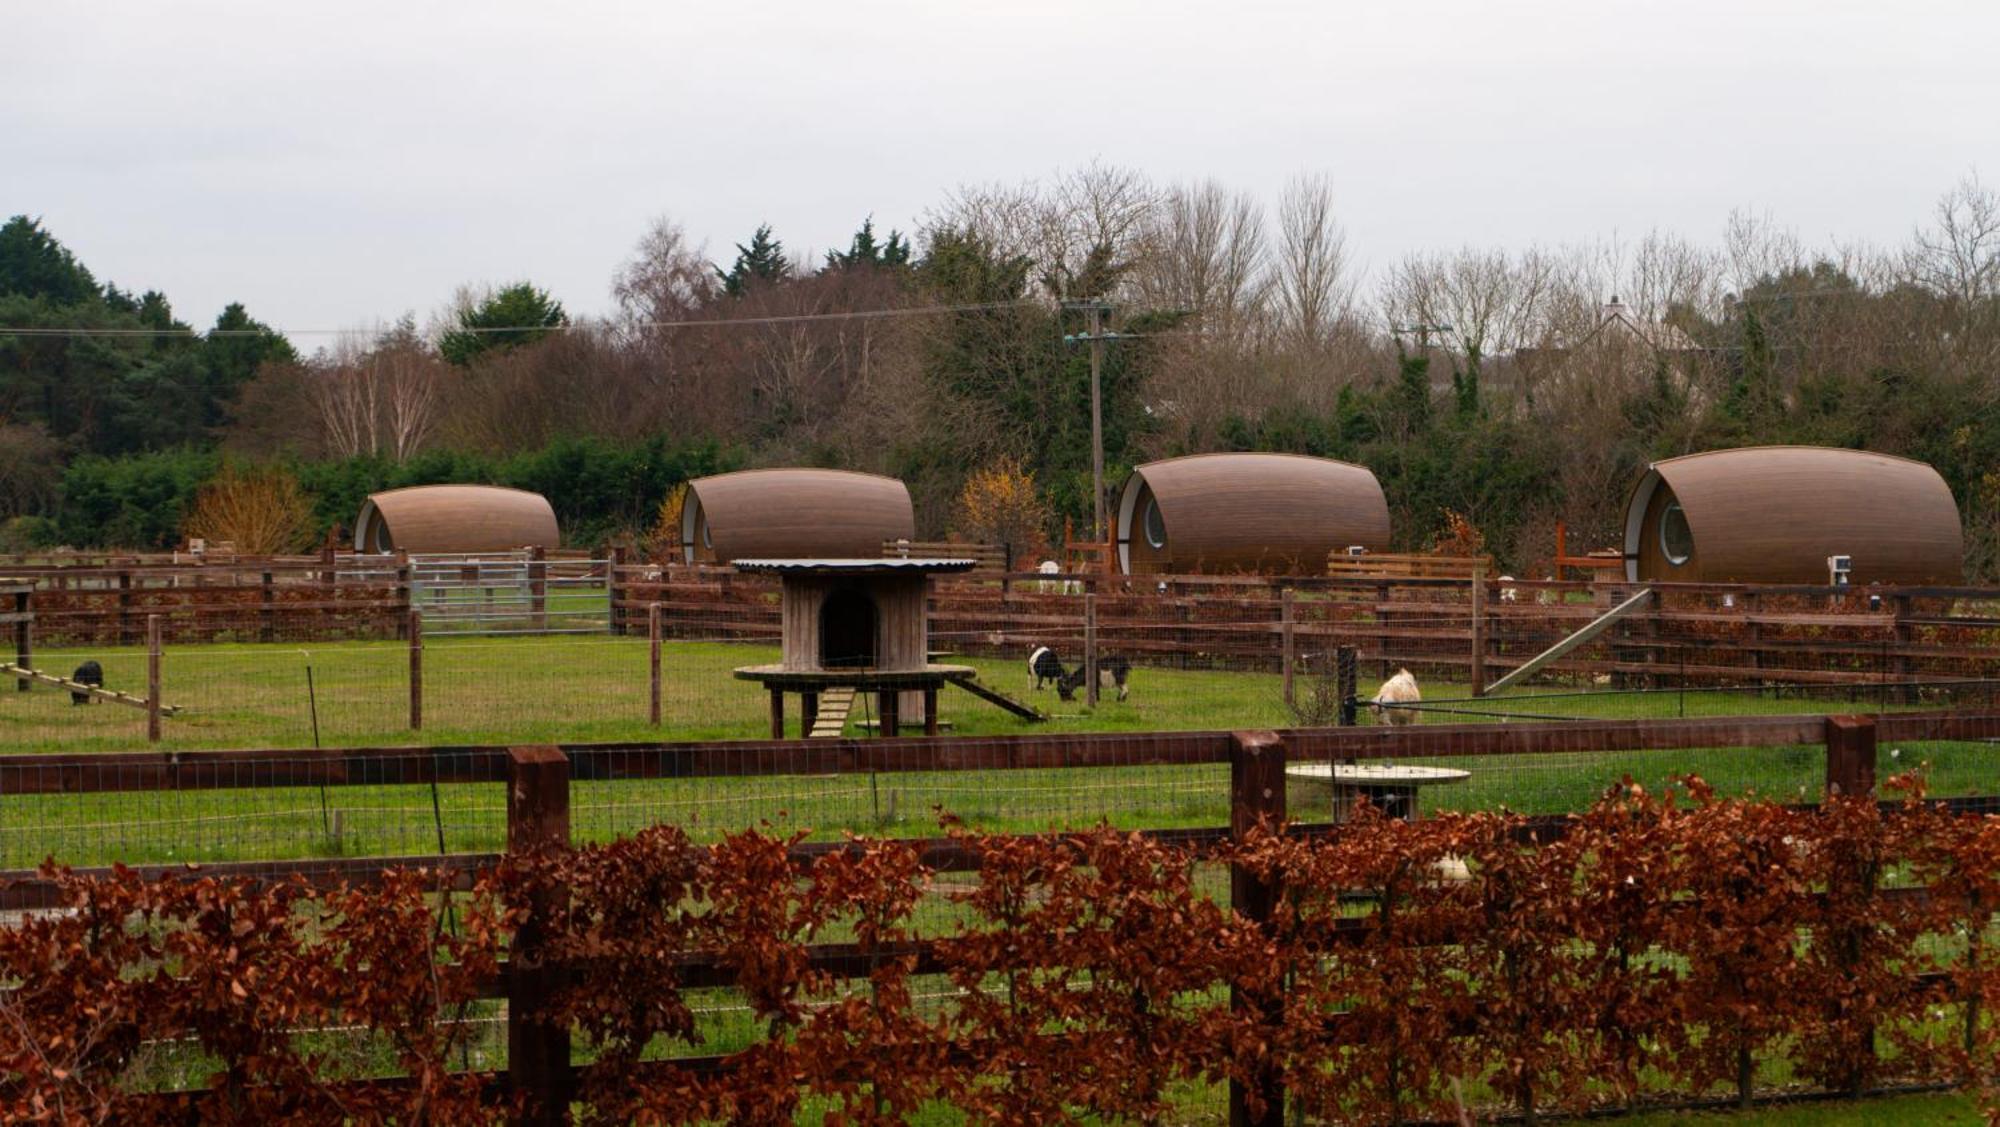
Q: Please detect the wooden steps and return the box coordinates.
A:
[808,686,857,738]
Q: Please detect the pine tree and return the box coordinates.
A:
[717,224,792,296]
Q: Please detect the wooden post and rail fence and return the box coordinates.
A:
[0,709,1964,1122]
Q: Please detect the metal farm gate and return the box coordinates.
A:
[395,551,612,636]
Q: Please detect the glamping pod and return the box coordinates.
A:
[681,469,915,564]
[1623,446,1963,585]
[1114,453,1392,575]
[353,485,558,554]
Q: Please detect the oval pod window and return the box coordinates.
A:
[1660,502,1693,566]
[1143,497,1167,549]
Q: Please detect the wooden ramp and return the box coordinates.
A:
[808,686,857,738]
[1,663,181,715]
[942,671,1045,722]
[1482,588,1655,696]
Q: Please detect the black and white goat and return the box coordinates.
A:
[1028,646,1066,691]
[1057,655,1130,703]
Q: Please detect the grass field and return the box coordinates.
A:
[1,633,1995,870]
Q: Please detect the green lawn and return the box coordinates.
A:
[2,634,1995,870]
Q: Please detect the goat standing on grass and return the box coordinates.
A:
[1057,655,1130,703]
[1028,646,1066,691]
[1371,668,1420,725]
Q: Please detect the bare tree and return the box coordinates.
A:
[1273,173,1354,346]
[1909,172,2000,304]
[1132,179,1268,325]
[612,217,717,336]
[305,336,380,459]
[1381,246,1558,370]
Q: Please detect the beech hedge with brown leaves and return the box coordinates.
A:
[8,782,2000,1124]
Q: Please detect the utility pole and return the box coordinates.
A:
[1063,300,1119,544]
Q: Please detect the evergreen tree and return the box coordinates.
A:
[0,216,100,305]
[717,224,792,296]
[438,283,567,366]
[824,217,912,272]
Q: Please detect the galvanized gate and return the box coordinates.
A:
[399,551,612,636]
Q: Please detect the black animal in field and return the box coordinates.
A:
[1028,645,1066,691]
[1057,655,1130,703]
[70,660,103,705]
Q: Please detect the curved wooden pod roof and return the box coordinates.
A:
[1114,453,1391,575]
[681,469,915,563]
[353,485,558,554]
[1623,446,1962,584]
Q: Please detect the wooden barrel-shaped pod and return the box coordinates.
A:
[1623,446,1963,584]
[1114,453,1392,575]
[680,469,915,564]
[353,485,558,553]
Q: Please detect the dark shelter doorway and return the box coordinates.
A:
[819,588,878,668]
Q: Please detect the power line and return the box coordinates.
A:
[0,298,1042,339]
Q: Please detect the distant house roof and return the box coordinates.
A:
[1564,297,1701,353]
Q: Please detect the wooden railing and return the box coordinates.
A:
[3,710,1994,1120]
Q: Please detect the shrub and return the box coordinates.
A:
[182,462,315,554]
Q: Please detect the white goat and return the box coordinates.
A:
[1371,668,1421,726]
[1497,575,1517,604]
[1036,560,1061,594]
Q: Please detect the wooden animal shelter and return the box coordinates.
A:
[730,558,1039,738]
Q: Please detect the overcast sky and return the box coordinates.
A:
[8,0,1996,335]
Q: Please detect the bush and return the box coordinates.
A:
[54,447,217,549]
[182,462,316,554]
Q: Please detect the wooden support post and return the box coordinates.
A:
[146,614,162,744]
[769,689,785,739]
[923,687,939,737]
[1336,645,1358,728]
[1084,592,1099,708]
[801,691,819,733]
[1893,593,1915,704]
[608,545,629,636]
[12,587,29,693]
[648,601,662,727]
[393,554,411,640]
[1470,566,1488,698]
[408,610,423,732]
[259,570,275,644]
[506,745,572,1126]
[118,570,133,647]
[529,545,548,631]
[1280,588,1296,708]
[879,690,900,738]
[1823,714,1879,1096]
[1825,714,1876,800]
[320,546,336,636]
[1229,730,1286,1127]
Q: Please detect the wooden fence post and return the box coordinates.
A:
[648,601,662,727]
[408,610,423,732]
[1825,714,1876,800]
[1823,713,1878,1096]
[117,570,133,647]
[608,545,628,636]
[12,585,30,692]
[530,545,548,631]
[1229,730,1286,1127]
[393,553,411,640]
[259,570,275,644]
[506,745,572,1126]
[146,614,162,744]
[318,547,337,637]
[1336,645,1358,727]
[1084,592,1099,708]
[1470,566,1487,698]
[1280,588,1296,708]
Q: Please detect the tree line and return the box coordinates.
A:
[2,165,1996,575]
